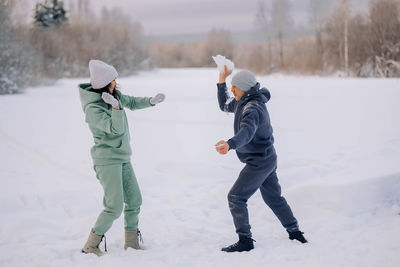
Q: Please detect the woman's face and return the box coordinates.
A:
[108,80,116,93]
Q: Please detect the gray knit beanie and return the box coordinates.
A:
[231,70,257,92]
[89,60,118,89]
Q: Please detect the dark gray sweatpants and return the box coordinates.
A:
[228,158,298,238]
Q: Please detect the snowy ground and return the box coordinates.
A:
[0,68,399,267]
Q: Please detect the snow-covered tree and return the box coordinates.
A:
[0,1,16,93]
[0,0,42,94]
[363,0,400,77]
[34,0,67,28]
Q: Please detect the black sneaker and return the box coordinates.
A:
[287,230,308,243]
[221,236,255,252]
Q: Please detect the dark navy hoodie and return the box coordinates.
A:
[217,82,276,167]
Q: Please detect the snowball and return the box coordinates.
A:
[212,55,234,72]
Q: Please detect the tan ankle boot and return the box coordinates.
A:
[82,231,106,256]
[124,229,142,250]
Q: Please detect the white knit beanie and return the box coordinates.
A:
[231,70,257,92]
[89,60,118,89]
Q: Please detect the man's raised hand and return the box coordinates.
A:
[219,65,233,84]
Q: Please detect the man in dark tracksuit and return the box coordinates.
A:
[215,67,307,252]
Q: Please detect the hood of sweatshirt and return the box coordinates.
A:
[78,83,103,112]
[240,82,271,104]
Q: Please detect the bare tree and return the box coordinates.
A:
[324,3,347,73]
[309,0,333,71]
[342,0,350,76]
[255,0,273,72]
[324,0,350,75]
[270,0,293,69]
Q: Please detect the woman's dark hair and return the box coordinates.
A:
[91,82,120,101]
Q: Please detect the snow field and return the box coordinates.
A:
[0,68,399,266]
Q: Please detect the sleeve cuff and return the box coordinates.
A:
[227,139,236,150]
[149,98,155,106]
[217,82,227,88]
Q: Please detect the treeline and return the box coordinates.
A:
[1,0,400,94]
[29,9,146,79]
[147,29,233,68]
[150,0,400,77]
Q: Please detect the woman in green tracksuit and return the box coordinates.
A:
[79,60,165,256]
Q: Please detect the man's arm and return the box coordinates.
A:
[227,107,259,150]
[217,65,236,113]
[217,83,236,113]
[215,106,260,155]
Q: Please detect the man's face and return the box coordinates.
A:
[231,86,245,101]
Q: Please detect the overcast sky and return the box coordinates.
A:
[26,0,369,36]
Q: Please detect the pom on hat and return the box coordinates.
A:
[89,60,118,89]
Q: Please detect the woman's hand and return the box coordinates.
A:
[150,93,166,105]
[215,140,230,155]
[101,92,119,109]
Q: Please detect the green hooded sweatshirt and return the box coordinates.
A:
[78,83,153,165]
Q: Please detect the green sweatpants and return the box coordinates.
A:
[92,162,142,236]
